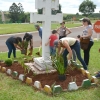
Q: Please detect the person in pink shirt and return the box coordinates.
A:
[45,30,58,56]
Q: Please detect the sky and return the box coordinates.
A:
[0,0,100,14]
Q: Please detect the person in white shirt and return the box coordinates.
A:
[54,37,87,70]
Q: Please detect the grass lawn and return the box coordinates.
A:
[0,41,100,100]
[0,22,82,35]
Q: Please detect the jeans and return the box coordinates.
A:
[83,41,94,65]
[6,41,16,58]
[63,41,87,70]
[72,49,76,61]
[50,46,56,56]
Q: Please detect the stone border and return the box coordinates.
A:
[0,61,98,95]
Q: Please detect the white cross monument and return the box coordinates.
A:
[30,0,63,70]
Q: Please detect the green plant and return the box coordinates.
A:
[51,55,66,75]
[5,58,12,66]
[20,61,30,75]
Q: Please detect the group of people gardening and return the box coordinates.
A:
[6,18,100,78]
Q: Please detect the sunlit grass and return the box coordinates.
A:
[0,22,82,35]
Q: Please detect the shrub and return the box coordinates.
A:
[5,58,12,66]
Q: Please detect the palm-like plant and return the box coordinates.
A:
[51,55,66,81]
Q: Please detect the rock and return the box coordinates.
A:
[1,67,6,72]
[0,66,1,69]
[34,81,42,89]
[85,70,91,79]
[44,85,52,94]
[81,79,91,88]
[19,74,25,81]
[12,71,18,78]
[80,68,86,75]
[91,76,98,84]
[6,69,12,75]
[26,77,32,84]
[53,85,62,94]
[68,82,78,91]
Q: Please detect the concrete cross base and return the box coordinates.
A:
[25,62,56,75]
[34,57,54,71]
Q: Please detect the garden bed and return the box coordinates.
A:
[0,62,87,89]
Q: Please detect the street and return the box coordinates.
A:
[0,26,97,52]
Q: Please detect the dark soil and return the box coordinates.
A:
[0,62,87,89]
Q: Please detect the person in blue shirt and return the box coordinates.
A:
[6,36,22,58]
[35,25,42,56]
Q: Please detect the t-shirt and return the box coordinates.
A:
[38,27,42,39]
[58,27,66,36]
[60,37,76,46]
[49,34,58,47]
[6,36,19,45]
[23,33,33,41]
[82,25,93,41]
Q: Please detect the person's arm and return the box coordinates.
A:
[56,27,60,35]
[13,43,22,50]
[23,34,26,40]
[45,39,51,46]
[65,27,72,36]
[62,40,72,60]
[59,48,65,55]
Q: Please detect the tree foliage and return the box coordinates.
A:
[79,0,96,17]
[38,4,62,15]
[9,2,25,23]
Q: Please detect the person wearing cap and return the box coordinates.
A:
[6,36,22,58]
[23,33,33,55]
[35,25,42,56]
[81,18,94,66]
[45,30,58,56]
[54,37,87,70]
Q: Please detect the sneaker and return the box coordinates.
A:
[95,72,100,78]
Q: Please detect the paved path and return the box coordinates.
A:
[0,26,97,52]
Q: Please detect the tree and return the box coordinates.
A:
[79,0,96,17]
[9,2,25,23]
[52,4,62,15]
[38,4,62,15]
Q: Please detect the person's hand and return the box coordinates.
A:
[20,48,22,51]
[68,60,71,66]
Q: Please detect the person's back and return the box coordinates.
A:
[49,34,58,47]
[60,37,76,46]
[23,33,33,41]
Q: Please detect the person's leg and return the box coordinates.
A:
[62,49,69,68]
[72,49,76,61]
[83,41,94,65]
[6,42,12,58]
[52,46,56,56]
[12,44,16,58]
[50,46,53,56]
[72,41,87,70]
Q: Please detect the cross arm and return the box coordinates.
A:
[51,13,63,23]
[30,13,45,23]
